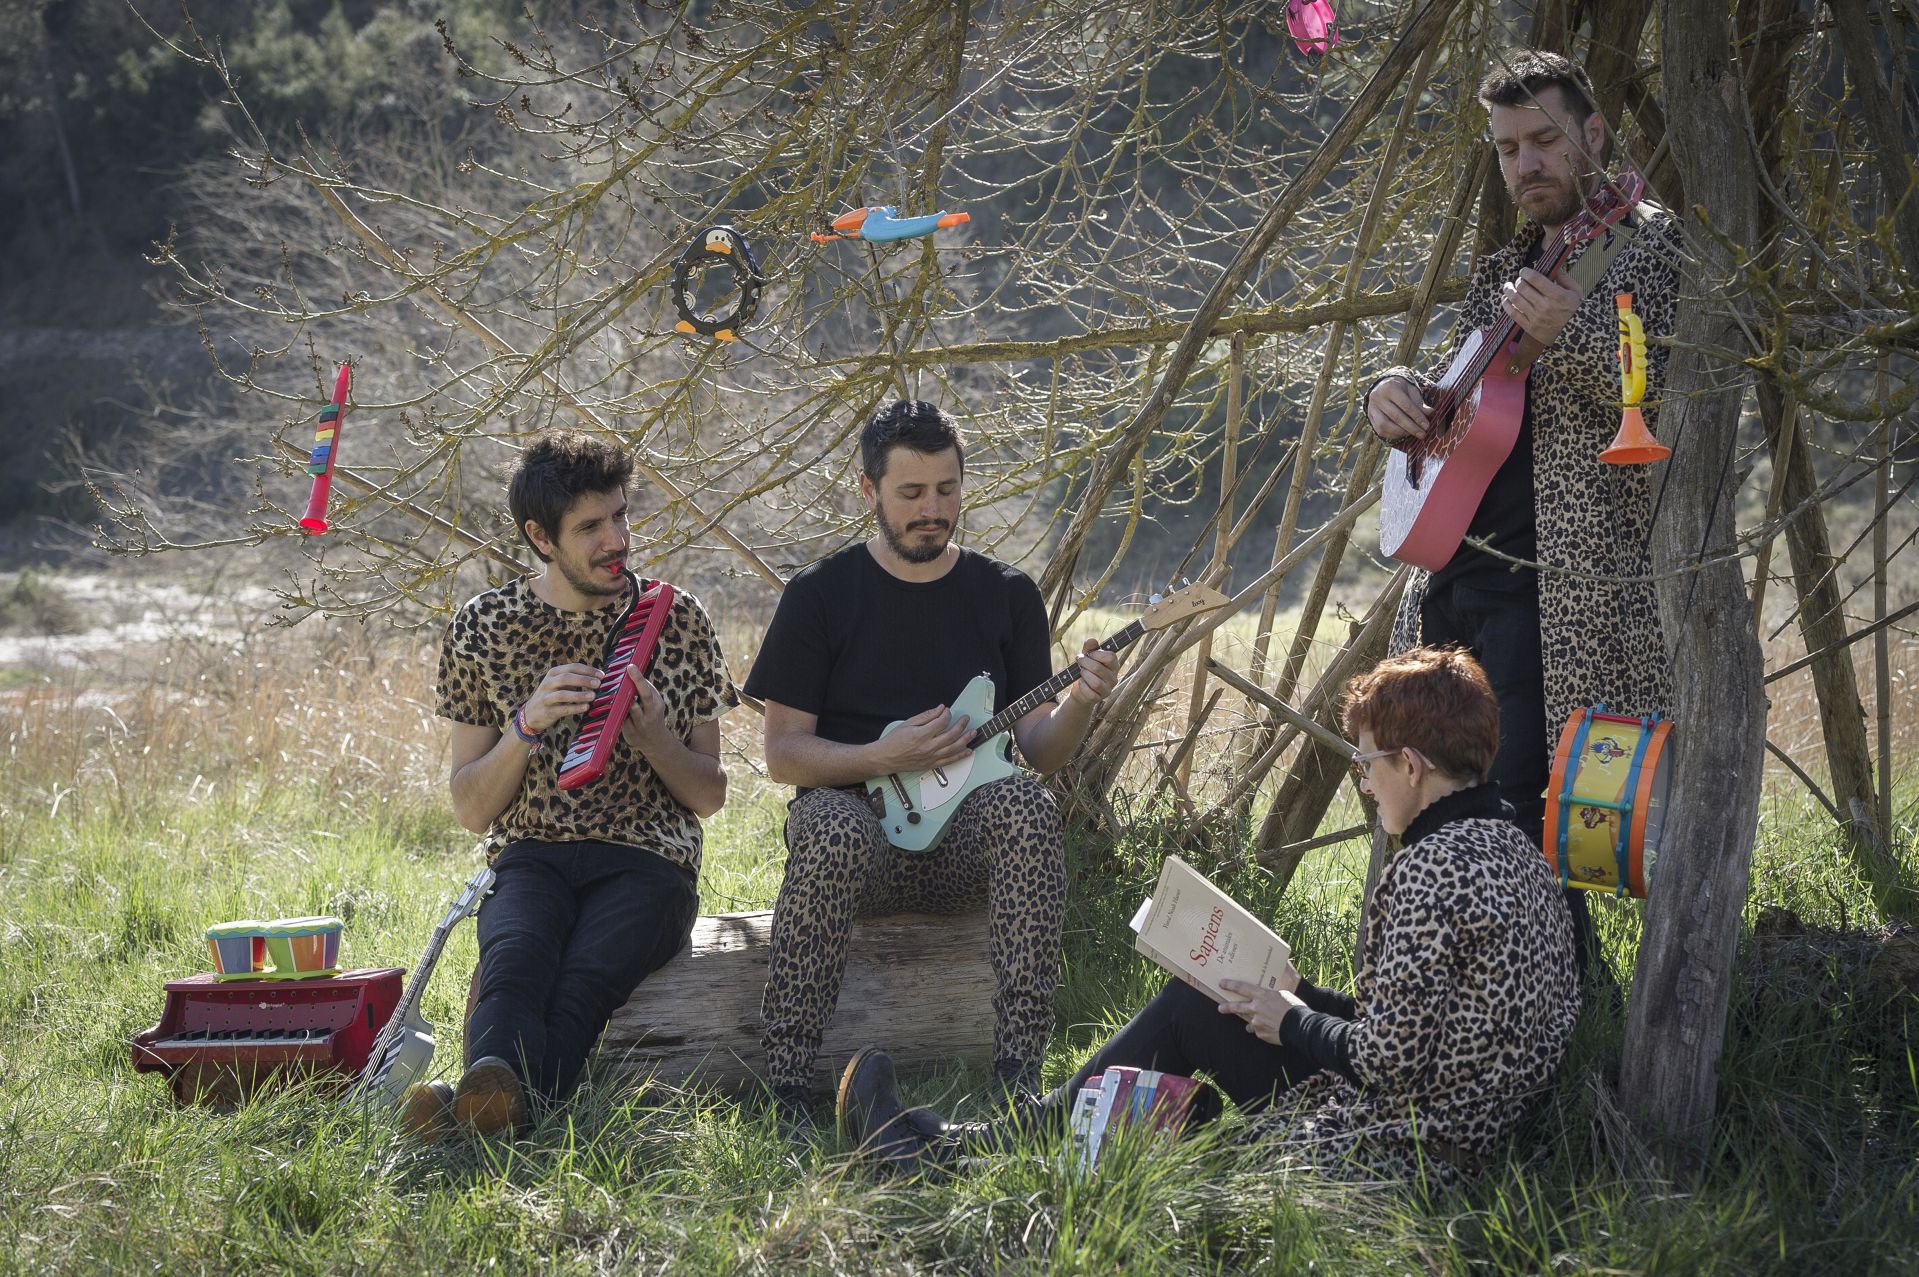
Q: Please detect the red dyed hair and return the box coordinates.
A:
[1341,646,1500,782]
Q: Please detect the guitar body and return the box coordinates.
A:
[367,1003,437,1105]
[855,582,1231,853]
[1378,328,1529,572]
[864,674,1023,853]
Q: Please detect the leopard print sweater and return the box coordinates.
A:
[435,575,737,872]
[1380,207,1680,731]
[1246,784,1579,1178]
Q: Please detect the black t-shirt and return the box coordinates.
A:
[742,543,1054,750]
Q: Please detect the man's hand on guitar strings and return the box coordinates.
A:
[1500,267,1582,349]
[1366,376,1432,442]
[873,704,974,774]
[521,662,603,734]
[1066,638,1122,706]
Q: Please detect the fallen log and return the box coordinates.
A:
[466,909,996,1093]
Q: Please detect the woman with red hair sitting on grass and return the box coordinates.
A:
[839,645,1580,1179]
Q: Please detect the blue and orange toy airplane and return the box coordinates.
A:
[812,205,970,244]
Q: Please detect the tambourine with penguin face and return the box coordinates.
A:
[671,224,765,343]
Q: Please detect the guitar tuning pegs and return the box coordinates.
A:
[1148,592,1163,605]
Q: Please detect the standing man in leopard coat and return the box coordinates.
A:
[429,428,737,1137]
[743,400,1123,1128]
[1365,49,1678,975]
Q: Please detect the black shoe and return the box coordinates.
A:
[836,1048,927,1172]
[766,1080,818,1140]
[993,1057,1043,1106]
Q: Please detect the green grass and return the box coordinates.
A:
[1,633,1916,1275]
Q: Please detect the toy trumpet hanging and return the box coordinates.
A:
[1599,292,1670,464]
[299,362,351,534]
[811,205,969,244]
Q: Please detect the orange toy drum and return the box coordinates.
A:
[1543,706,1674,897]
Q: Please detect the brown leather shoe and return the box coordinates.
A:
[454,1056,530,1137]
[398,1079,456,1142]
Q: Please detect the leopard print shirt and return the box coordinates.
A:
[435,575,737,872]
[1379,207,1680,729]
[1248,785,1579,1177]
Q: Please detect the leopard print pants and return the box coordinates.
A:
[759,776,1066,1088]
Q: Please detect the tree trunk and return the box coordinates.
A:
[1618,0,1772,1172]
[1826,0,1919,279]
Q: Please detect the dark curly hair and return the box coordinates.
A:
[507,428,634,562]
[859,400,965,480]
[1478,47,1597,122]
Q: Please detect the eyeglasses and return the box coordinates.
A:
[1350,745,1433,779]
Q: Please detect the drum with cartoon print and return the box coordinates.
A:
[1543,706,1673,897]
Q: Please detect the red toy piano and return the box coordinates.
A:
[131,967,402,1106]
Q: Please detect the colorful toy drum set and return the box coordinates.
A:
[205,916,344,981]
[1543,706,1675,898]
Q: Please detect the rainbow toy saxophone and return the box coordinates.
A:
[300,363,351,534]
[1600,293,1669,464]
[812,205,970,244]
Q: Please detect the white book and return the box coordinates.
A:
[1086,1069,1124,1169]
[1129,855,1292,1005]
[1066,1083,1104,1174]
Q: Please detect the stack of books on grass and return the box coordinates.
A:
[1064,1065,1200,1173]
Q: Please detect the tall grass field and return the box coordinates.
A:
[1,612,1915,1275]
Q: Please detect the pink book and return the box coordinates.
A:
[1148,1073,1199,1133]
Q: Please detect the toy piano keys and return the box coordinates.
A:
[555,573,676,791]
[132,967,401,1106]
[135,913,396,1105]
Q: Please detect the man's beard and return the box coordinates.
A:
[555,550,628,599]
[1514,166,1594,228]
[875,505,952,564]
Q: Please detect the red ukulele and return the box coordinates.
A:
[1378,171,1645,572]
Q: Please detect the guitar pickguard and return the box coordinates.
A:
[864,675,1024,852]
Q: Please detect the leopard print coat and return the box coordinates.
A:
[435,575,737,873]
[1380,207,1681,730]
[1245,784,1579,1178]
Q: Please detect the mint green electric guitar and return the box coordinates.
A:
[863,582,1228,851]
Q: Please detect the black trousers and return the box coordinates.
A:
[1418,578,1602,977]
[469,838,697,1106]
[1034,980,1324,1129]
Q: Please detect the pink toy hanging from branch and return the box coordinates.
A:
[1286,0,1340,57]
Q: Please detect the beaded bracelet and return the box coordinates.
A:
[509,704,543,750]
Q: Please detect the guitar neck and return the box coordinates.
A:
[1438,223,1582,417]
[966,620,1145,747]
[368,912,458,1061]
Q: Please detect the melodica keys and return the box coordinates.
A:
[556,574,677,791]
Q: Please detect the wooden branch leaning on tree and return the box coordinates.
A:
[1364,49,1681,988]
[423,429,737,1139]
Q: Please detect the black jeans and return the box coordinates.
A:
[469,838,697,1106]
[1419,578,1602,977]
[1033,980,1323,1130]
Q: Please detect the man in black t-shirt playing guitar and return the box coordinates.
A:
[743,400,1122,1127]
